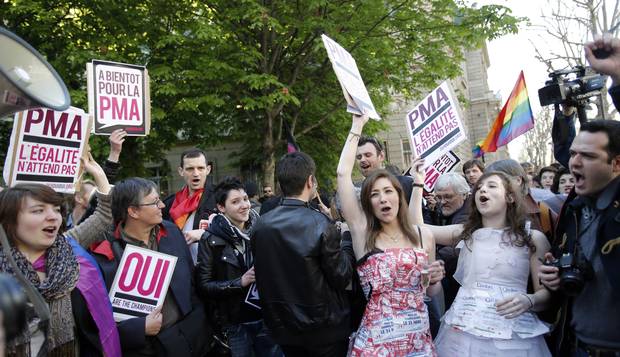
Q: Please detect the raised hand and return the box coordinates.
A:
[585,33,620,85]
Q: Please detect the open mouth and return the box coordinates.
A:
[479,195,489,203]
[42,226,57,235]
[573,172,584,186]
[381,206,391,213]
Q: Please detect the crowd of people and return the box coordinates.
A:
[0,35,619,357]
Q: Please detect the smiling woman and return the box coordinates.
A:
[0,155,121,356]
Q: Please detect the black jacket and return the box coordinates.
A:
[251,198,355,346]
[195,213,259,329]
[162,184,217,230]
[548,177,620,355]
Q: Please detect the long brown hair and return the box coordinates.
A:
[459,171,534,251]
[0,184,66,243]
[360,170,420,251]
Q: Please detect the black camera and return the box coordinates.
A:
[545,253,591,296]
[0,273,28,342]
[538,66,606,107]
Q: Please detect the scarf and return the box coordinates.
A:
[169,185,203,229]
[0,235,79,356]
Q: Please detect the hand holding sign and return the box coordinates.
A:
[408,152,426,186]
[108,129,127,162]
[241,267,256,288]
[145,304,163,336]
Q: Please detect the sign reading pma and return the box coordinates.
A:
[424,151,461,192]
[89,60,150,136]
[108,245,177,321]
[405,81,466,167]
[2,107,91,193]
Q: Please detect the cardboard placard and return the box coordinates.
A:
[405,81,466,167]
[108,245,177,321]
[321,34,380,120]
[3,107,91,193]
[88,59,150,136]
[423,150,461,192]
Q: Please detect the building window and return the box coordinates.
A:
[401,139,412,169]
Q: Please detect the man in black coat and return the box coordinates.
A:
[251,152,355,357]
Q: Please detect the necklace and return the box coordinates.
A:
[382,231,401,243]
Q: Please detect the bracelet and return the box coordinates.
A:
[349,131,361,138]
[412,183,424,188]
[521,293,534,310]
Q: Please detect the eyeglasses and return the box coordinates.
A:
[135,198,162,207]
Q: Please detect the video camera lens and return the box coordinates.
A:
[0,273,28,342]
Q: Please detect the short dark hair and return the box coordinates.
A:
[462,159,484,173]
[538,165,558,178]
[357,136,384,154]
[0,184,66,242]
[112,178,157,225]
[276,152,316,196]
[580,119,620,162]
[179,148,207,168]
[244,181,258,197]
[551,167,571,194]
[214,177,245,207]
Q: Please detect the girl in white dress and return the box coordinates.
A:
[409,167,552,357]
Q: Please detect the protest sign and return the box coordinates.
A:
[405,81,466,167]
[423,151,461,192]
[3,107,91,193]
[108,245,177,321]
[321,34,380,120]
[245,283,261,309]
[87,59,150,135]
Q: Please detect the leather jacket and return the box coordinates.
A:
[195,212,260,329]
[251,198,355,346]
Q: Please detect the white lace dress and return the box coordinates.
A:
[435,228,551,357]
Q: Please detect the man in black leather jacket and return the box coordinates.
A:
[251,152,355,357]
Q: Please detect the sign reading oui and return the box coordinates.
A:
[108,245,177,321]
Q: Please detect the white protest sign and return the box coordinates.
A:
[3,107,91,193]
[88,59,150,136]
[108,245,177,322]
[424,151,461,192]
[321,34,380,120]
[245,282,261,309]
[405,81,466,167]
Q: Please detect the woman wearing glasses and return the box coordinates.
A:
[90,177,213,356]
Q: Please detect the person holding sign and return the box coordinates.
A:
[337,113,442,356]
[409,165,552,356]
[90,178,212,356]
[196,177,282,357]
[0,155,121,356]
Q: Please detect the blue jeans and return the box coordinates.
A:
[226,320,283,357]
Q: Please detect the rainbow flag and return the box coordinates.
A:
[473,71,534,157]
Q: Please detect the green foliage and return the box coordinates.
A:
[0,0,521,184]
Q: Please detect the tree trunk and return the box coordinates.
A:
[262,110,276,189]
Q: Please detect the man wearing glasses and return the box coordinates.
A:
[90,177,213,356]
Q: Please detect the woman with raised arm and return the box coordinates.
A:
[337,113,443,356]
[0,154,120,356]
[409,163,552,357]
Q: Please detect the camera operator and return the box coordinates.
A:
[540,34,620,357]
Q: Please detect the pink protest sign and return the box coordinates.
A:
[88,59,150,136]
[3,107,91,193]
[423,151,461,192]
[108,245,177,321]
